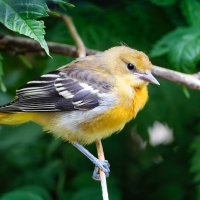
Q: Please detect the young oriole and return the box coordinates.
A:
[0,46,159,180]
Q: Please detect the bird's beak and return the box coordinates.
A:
[138,71,160,85]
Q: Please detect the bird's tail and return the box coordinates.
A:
[0,97,35,125]
[0,112,34,125]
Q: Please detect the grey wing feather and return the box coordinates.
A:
[72,89,99,110]
[0,68,113,113]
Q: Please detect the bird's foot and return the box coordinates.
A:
[72,142,110,181]
[92,159,110,181]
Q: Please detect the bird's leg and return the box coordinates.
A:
[72,141,110,180]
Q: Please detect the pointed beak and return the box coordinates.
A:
[138,71,160,85]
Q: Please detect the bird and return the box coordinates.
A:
[0,46,159,180]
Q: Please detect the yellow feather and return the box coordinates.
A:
[79,86,148,140]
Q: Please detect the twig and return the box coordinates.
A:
[96,140,109,200]
[0,34,200,90]
[0,34,99,57]
[152,65,200,90]
[62,14,109,200]
[61,15,86,58]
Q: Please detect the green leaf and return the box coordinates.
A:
[71,187,102,200]
[190,134,200,188]
[0,82,6,92]
[71,172,99,189]
[150,28,188,57]
[51,0,75,8]
[168,34,200,73]
[71,187,121,200]
[0,122,43,150]
[18,185,52,200]
[0,191,43,200]
[181,0,200,26]
[150,0,177,6]
[47,11,61,17]
[182,86,190,98]
[18,55,32,69]
[0,53,6,92]
[151,27,200,73]
[0,0,50,56]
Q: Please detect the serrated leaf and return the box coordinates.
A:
[181,0,200,26]
[168,33,200,73]
[150,28,188,57]
[150,0,177,6]
[0,0,50,56]
[151,27,200,73]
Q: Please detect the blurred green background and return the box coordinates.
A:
[0,0,200,199]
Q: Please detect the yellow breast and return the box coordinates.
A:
[80,86,148,143]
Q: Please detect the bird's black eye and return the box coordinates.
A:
[127,63,135,70]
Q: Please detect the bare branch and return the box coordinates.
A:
[0,34,200,90]
[0,34,99,57]
[152,65,200,90]
[96,141,109,200]
[61,14,86,58]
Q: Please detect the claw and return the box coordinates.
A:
[92,159,110,180]
[92,166,100,181]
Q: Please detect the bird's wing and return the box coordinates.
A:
[0,66,113,113]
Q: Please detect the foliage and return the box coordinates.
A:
[0,53,6,92]
[150,0,200,73]
[0,0,200,199]
[0,0,73,56]
[150,27,200,73]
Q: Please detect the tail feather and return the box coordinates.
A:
[0,110,53,127]
[0,98,28,124]
[0,112,34,125]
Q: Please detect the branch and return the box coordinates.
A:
[61,15,86,58]
[0,34,99,57]
[152,65,200,90]
[96,141,109,200]
[0,34,200,90]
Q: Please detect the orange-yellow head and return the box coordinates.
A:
[99,46,159,88]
